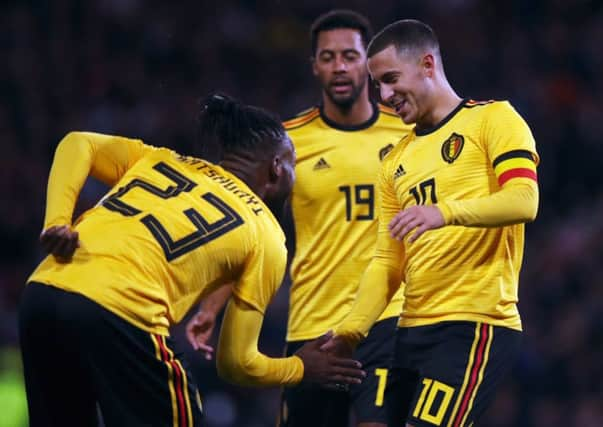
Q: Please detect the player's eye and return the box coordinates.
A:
[318,52,333,62]
[382,74,398,84]
[344,52,359,61]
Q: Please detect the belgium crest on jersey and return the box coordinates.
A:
[441,133,464,164]
[379,143,394,161]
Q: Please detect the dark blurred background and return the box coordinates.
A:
[1,1,602,426]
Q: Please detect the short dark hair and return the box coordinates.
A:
[197,93,287,161]
[367,19,440,59]
[310,9,373,56]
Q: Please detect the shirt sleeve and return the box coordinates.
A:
[217,297,304,387]
[437,102,539,227]
[334,160,405,346]
[231,224,287,314]
[44,131,154,229]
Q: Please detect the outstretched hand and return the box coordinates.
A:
[40,225,80,260]
[388,205,445,243]
[186,310,217,360]
[295,331,365,391]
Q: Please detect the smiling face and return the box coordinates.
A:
[368,44,434,125]
[312,28,368,109]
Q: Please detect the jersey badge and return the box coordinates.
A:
[441,133,464,164]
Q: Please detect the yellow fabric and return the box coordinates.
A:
[44,132,153,228]
[493,157,535,177]
[333,155,406,343]
[336,100,539,342]
[30,132,287,337]
[285,105,412,341]
[438,179,538,227]
[217,298,304,386]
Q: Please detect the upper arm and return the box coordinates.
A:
[375,161,405,272]
[231,227,287,314]
[483,103,539,189]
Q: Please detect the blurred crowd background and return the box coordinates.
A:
[1,0,602,426]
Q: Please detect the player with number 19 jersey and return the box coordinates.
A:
[285,104,410,342]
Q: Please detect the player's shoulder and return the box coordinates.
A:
[377,102,399,119]
[283,106,321,131]
[376,103,413,132]
[381,131,412,167]
[254,209,286,254]
[463,98,517,116]
[463,99,528,127]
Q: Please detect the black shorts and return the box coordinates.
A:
[278,317,397,426]
[385,321,522,427]
[19,282,203,427]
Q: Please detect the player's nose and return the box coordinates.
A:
[380,84,394,102]
[332,55,347,72]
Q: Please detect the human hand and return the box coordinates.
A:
[388,205,445,243]
[319,334,355,359]
[40,225,80,260]
[295,331,365,390]
[186,310,217,360]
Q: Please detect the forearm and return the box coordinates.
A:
[438,180,538,227]
[199,283,233,316]
[334,257,402,347]
[217,298,304,387]
[44,132,97,228]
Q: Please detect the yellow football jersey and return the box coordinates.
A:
[29,135,286,336]
[284,104,412,341]
[380,100,539,331]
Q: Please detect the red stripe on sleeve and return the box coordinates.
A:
[498,168,537,186]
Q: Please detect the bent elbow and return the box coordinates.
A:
[55,131,89,155]
[60,131,85,145]
[523,205,538,222]
[216,353,239,384]
[514,182,539,224]
[522,188,539,223]
[216,352,263,387]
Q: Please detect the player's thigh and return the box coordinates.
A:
[278,340,349,427]
[71,295,203,427]
[350,317,398,424]
[384,327,421,426]
[405,322,521,427]
[19,283,98,426]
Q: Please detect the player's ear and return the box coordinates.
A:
[269,155,283,183]
[422,53,435,77]
[311,56,319,76]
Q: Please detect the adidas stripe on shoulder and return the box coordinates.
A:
[283,107,320,130]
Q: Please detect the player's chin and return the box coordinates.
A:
[400,109,418,125]
[328,91,355,107]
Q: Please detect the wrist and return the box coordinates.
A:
[332,329,362,349]
[289,355,305,385]
[435,201,453,225]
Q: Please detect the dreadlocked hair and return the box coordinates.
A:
[197,93,287,162]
